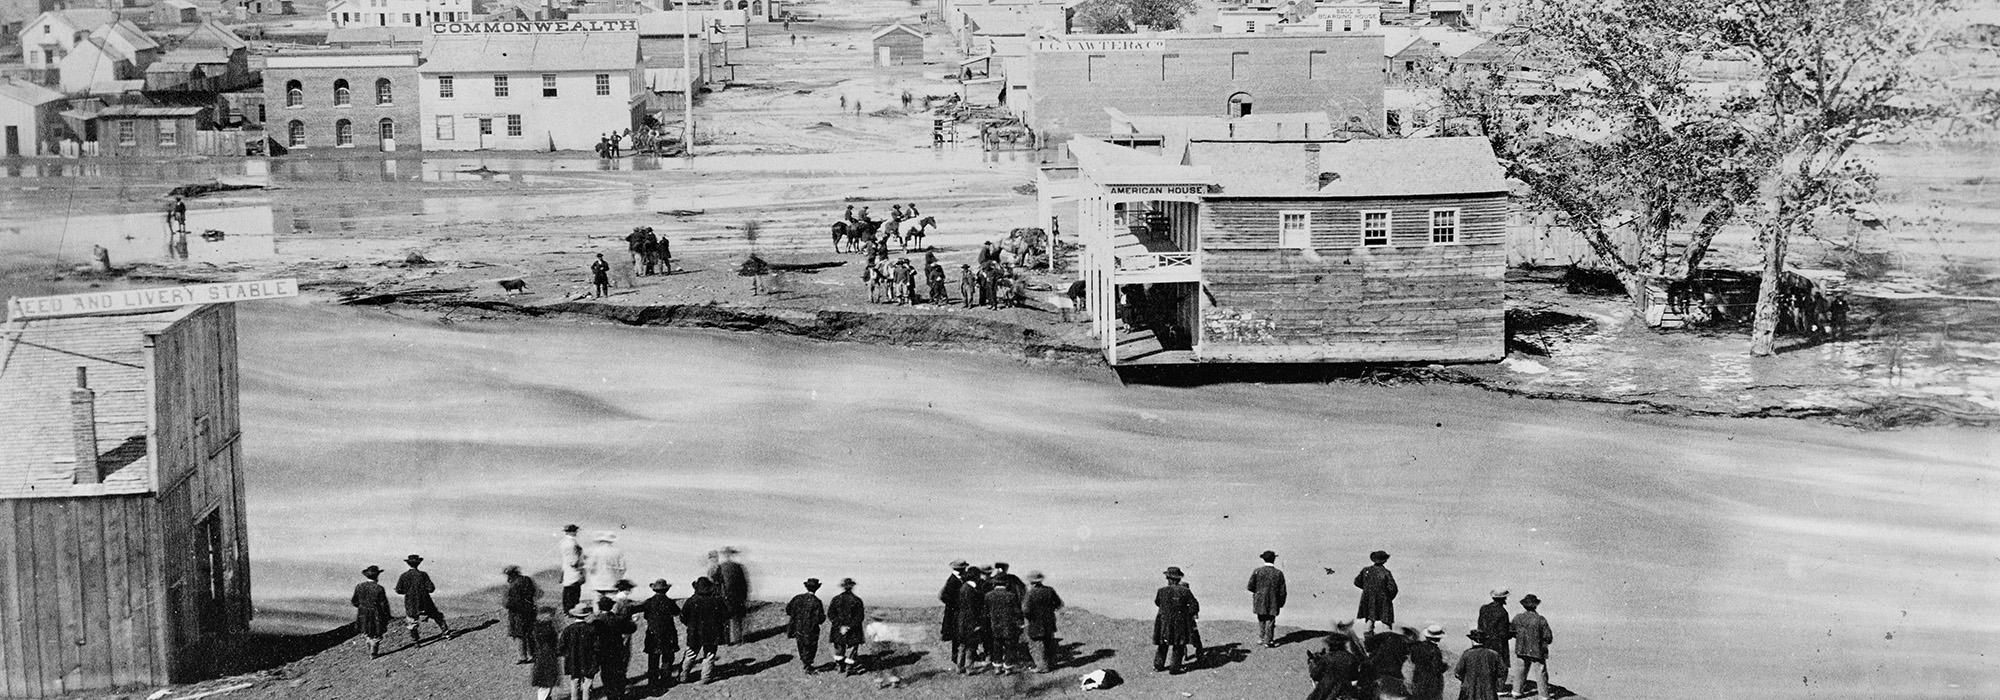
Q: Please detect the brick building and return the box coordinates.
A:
[1016,33,1384,146]
[263,48,421,153]
[1045,134,1507,365]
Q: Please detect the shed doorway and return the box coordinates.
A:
[1227,92,1253,118]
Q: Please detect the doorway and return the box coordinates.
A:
[1227,92,1253,118]
[4,125,18,156]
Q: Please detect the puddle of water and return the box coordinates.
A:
[0,206,279,267]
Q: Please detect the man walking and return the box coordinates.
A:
[828,578,866,675]
[590,254,611,298]
[635,579,681,688]
[504,565,540,664]
[1477,589,1514,668]
[1408,624,1449,700]
[584,532,626,603]
[351,565,392,657]
[985,574,1025,674]
[711,547,751,644]
[557,524,585,613]
[1354,550,1398,633]
[680,577,729,684]
[1455,630,1506,700]
[559,604,600,700]
[1509,594,1553,699]
[1152,567,1199,674]
[1247,550,1286,647]
[1023,571,1063,673]
[394,554,451,644]
[786,578,827,674]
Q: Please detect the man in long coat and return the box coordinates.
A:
[593,595,637,700]
[394,554,450,643]
[1509,594,1554,699]
[1023,571,1063,673]
[351,565,392,657]
[939,559,967,644]
[785,578,826,674]
[584,533,627,602]
[1152,567,1199,674]
[828,578,866,675]
[985,578,1024,674]
[557,524,585,613]
[1247,550,1287,647]
[680,577,730,684]
[559,604,600,700]
[1354,550,1398,632]
[504,565,540,664]
[953,568,989,674]
[1409,625,1449,700]
[1476,590,1514,666]
[527,607,562,700]
[711,547,751,644]
[1454,631,1506,700]
[635,579,681,687]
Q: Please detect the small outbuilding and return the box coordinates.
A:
[870,23,924,66]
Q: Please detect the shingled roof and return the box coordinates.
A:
[1186,136,1507,198]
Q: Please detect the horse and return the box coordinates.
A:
[895,216,937,252]
[830,219,880,254]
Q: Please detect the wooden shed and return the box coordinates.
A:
[0,303,251,697]
[870,23,925,66]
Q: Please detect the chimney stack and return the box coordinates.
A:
[71,367,101,484]
[1304,142,1322,190]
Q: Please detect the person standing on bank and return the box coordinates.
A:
[991,562,1026,604]
[351,565,393,657]
[584,532,627,602]
[503,565,540,664]
[786,578,827,674]
[594,582,637,700]
[985,574,1025,674]
[395,554,451,644]
[681,577,730,684]
[1152,567,1199,674]
[635,579,681,687]
[828,578,866,675]
[712,547,751,644]
[559,603,601,700]
[1354,550,1398,633]
[591,254,611,298]
[1408,624,1450,700]
[1247,550,1286,648]
[1510,594,1554,699]
[1455,630,1506,700]
[1023,571,1063,673]
[939,559,967,647]
[527,606,562,700]
[557,524,585,613]
[1477,589,1514,665]
[953,567,989,674]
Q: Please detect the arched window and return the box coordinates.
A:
[1227,91,1253,118]
[285,79,302,107]
[286,120,304,146]
[752,0,762,13]
[335,119,354,146]
[375,77,393,105]
[379,118,395,144]
[333,78,351,106]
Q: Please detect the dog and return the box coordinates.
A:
[497,278,528,294]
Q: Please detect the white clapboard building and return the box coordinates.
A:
[416,20,642,151]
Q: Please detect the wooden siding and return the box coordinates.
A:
[1200,193,1507,250]
[0,495,168,697]
[873,32,923,64]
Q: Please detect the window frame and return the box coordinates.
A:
[156,120,176,147]
[284,79,303,108]
[1278,210,1311,249]
[116,120,136,145]
[434,115,454,140]
[335,118,354,147]
[333,78,351,107]
[1361,210,1392,247]
[493,73,509,98]
[541,73,557,97]
[286,120,304,147]
[379,117,395,143]
[594,73,611,96]
[1428,208,1460,244]
[375,77,393,105]
[438,74,454,99]
[505,114,522,137]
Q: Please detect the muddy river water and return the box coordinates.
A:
[229,300,1995,699]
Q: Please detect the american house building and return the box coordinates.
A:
[1043,133,1508,366]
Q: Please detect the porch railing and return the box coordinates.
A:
[1112,251,1198,273]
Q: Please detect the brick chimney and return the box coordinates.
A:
[1304,143,1322,190]
[70,367,101,484]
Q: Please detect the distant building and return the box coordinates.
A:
[152,0,203,25]
[1045,134,1508,365]
[19,9,120,79]
[264,47,421,153]
[1212,0,1307,34]
[143,21,253,94]
[1018,33,1385,146]
[0,78,67,155]
[1381,26,1446,79]
[87,102,214,156]
[0,304,252,697]
[325,0,479,28]
[323,25,427,48]
[870,23,923,66]
[417,27,640,150]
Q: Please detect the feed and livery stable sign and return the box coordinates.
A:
[6,279,299,320]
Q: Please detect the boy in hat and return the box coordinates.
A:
[557,524,585,612]
[1509,595,1553,699]
[1247,550,1286,647]
[1455,630,1505,700]
[680,576,730,684]
[1023,571,1063,673]
[1152,567,1199,674]
[559,603,601,700]
[394,555,450,643]
[958,264,977,308]
[828,578,866,675]
[786,579,827,673]
[939,560,968,646]
[351,565,392,657]
[1408,624,1449,700]
[635,579,681,687]
[503,565,540,663]
[1354,550,1397,633]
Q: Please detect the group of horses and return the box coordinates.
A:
[831,214,938,255]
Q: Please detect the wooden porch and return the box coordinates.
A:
[1114,328,1197,365]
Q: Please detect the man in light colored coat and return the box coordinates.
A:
[557,524,585,612]
[1509,594,1553,699]
[584,532,627,602]
[1246,550,1287,647]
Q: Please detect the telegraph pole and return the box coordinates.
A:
[680,0,694,159]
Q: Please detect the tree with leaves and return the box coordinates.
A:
[1070,0,1195,33]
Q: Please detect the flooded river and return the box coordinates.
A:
[233,300,1996,699]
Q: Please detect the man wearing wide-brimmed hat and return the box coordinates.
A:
[1354,550,1398,633]
[680,576,730,684]
[785,578,827,674]
[559,603,601,700]
[1247,550,1287,648]
[634,579,682,687]
[1476,589,1514,663]
[503,564,541,664]
[592,582,638,700]
[394,554,451,643]
[1408,624,1450,700]
[1455,629,1506,700]
[584,532,627,603]
[351,565,393,657]
[1152,567,1199,674]
[1509,594,1554,699]
[709,547,751,645]
[1023,571,1063,674]
[828,578,866,676]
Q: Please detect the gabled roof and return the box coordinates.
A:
[871,23,924,41]
[162,20,249,51]
[420,31,639,73]
[0,79,64,106]
[1381,27,1423,56]
[1069,137,1213,186]
[1188,136,1506,198]
[93,20,160,55]
[29,9,119,35]
[1415,26,1488,59]
[159,0,199,10]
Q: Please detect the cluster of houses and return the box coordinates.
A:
[0,0,775,157]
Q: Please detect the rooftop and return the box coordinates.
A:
[1188,136,1508,197]
[324,25,429,45]
[93,103,207,116]
[0,310,192,499]
[32,9,119,34]
[0,79,65,106]
[420,31,640,72]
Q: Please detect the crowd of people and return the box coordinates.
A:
[351,537,1558,700]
